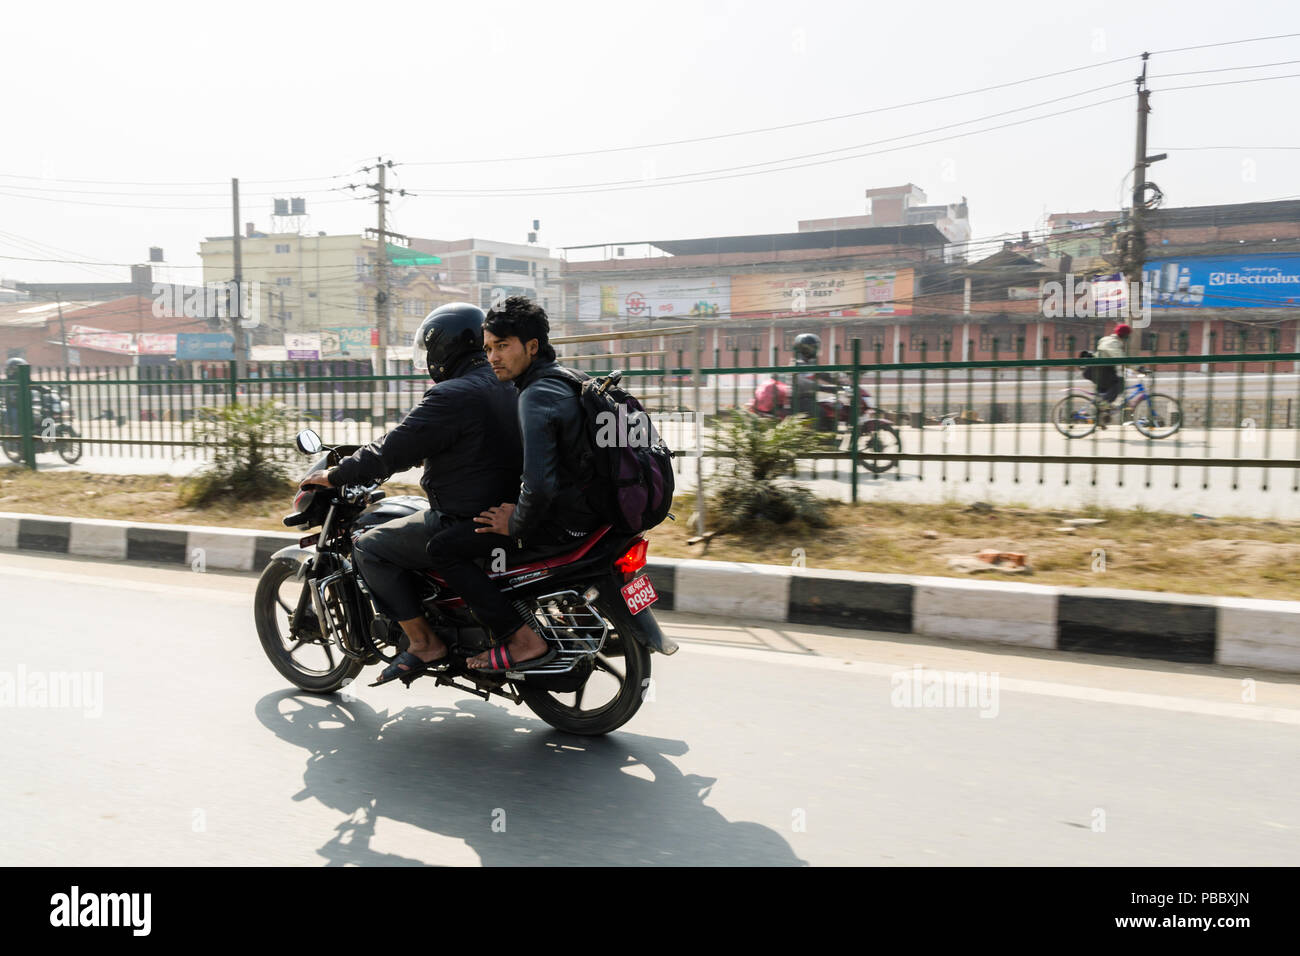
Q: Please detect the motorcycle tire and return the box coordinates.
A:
[255,557,363,694]
[1,440,20,464]
[517,590,652,736]
[56,425,82,464]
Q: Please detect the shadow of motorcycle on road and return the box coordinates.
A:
[255,690,807,867]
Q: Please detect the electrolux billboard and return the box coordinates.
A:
[1142,256,1300,309]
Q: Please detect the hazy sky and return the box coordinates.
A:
[2,0,1298,287]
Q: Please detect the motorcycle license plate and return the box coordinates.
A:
[620,575,658,615]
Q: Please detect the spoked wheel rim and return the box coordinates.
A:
[527,643,631,721]
[1053,395,1098,438]
[857,421,901,473]
[1132,394,1182,439]
[264,561,349,679]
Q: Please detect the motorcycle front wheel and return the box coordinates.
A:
[1,440,20,464]
[517,592,652,736]
[255,557,363,693]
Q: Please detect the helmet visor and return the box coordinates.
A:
[412,339,429,372]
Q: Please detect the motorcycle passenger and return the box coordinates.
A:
[456,295,600,673]
[298,302,522,685]
[2,357,29,443]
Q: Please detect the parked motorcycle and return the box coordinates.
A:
[254,429,677,736]
[744,374,902,474]
[1,384,83,464]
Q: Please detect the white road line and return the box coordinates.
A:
[676,640,1300,725]
[0,563,251,603]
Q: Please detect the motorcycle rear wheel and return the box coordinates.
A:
[255,557,363,693]
[56,425,82,464]
[1,440,20,464]
[517,592,651,736]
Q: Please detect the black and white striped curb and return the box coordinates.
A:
[3,512,1297,673]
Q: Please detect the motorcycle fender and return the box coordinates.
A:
[266,545,317,579]
[615,600,678,655]
[638,610,678,655]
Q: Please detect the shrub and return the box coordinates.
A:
[179,400,296,506]
[708,410,830,531]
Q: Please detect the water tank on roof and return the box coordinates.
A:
[149,247,164,262]
[273,199,289,216]
[291,197,306,215]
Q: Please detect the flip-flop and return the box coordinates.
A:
[471,643,557,675]
[369,650,449,687]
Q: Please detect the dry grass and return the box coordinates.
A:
[1,470,1298,600]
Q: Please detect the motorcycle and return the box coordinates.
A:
[254,428,677,736]
[1,383,83,464]
[744,373,902,474]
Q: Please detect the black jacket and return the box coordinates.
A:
[327,357,522,517]
[507,358,599,543]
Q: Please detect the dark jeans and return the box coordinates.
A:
[352,509,452,621]
[1096,375,1124,404]
[424,519,533,641]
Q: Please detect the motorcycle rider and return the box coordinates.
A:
[447,295,599,673]
[298,302,522,685]
[791,332,838,431]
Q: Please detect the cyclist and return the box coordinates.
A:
[1093,323,1131,426]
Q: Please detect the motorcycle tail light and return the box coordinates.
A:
[614,538,649,575]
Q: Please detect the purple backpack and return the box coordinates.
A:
[545,367,675,534]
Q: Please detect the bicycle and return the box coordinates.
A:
[1051,367,1182,440]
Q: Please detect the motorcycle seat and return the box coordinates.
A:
[497,524,614,571]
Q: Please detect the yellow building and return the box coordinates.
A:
[199,228,466,359]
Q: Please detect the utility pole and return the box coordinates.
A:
[56,294,68,366]
[231,177,249,382]
[1125,54,1166,295]
[375,158,390,380]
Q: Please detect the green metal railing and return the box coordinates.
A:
[3,342,1299,499]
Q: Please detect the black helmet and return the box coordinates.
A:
[792,333,821,362]
[5,357,29,378]
[413,302,486,381]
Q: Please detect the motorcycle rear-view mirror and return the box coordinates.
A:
[295,429,323,454]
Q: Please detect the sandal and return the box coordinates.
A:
[472,643,557,675]
[369,650,449,687]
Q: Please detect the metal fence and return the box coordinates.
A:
[4,338,1299,505]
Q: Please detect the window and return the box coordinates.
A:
[908,328,948,354]
[476,255,490,282]
[979,325,1026,353]
[356,296,368,317]
[1222,326,1273,352]
[274,243,291,254]
[404,299,419,316]
[276,276,292,287]
[496,257,530,275]
[723,332,763,353]
[1054,324,1100,353]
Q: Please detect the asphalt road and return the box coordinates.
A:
[1,550,1297,866]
